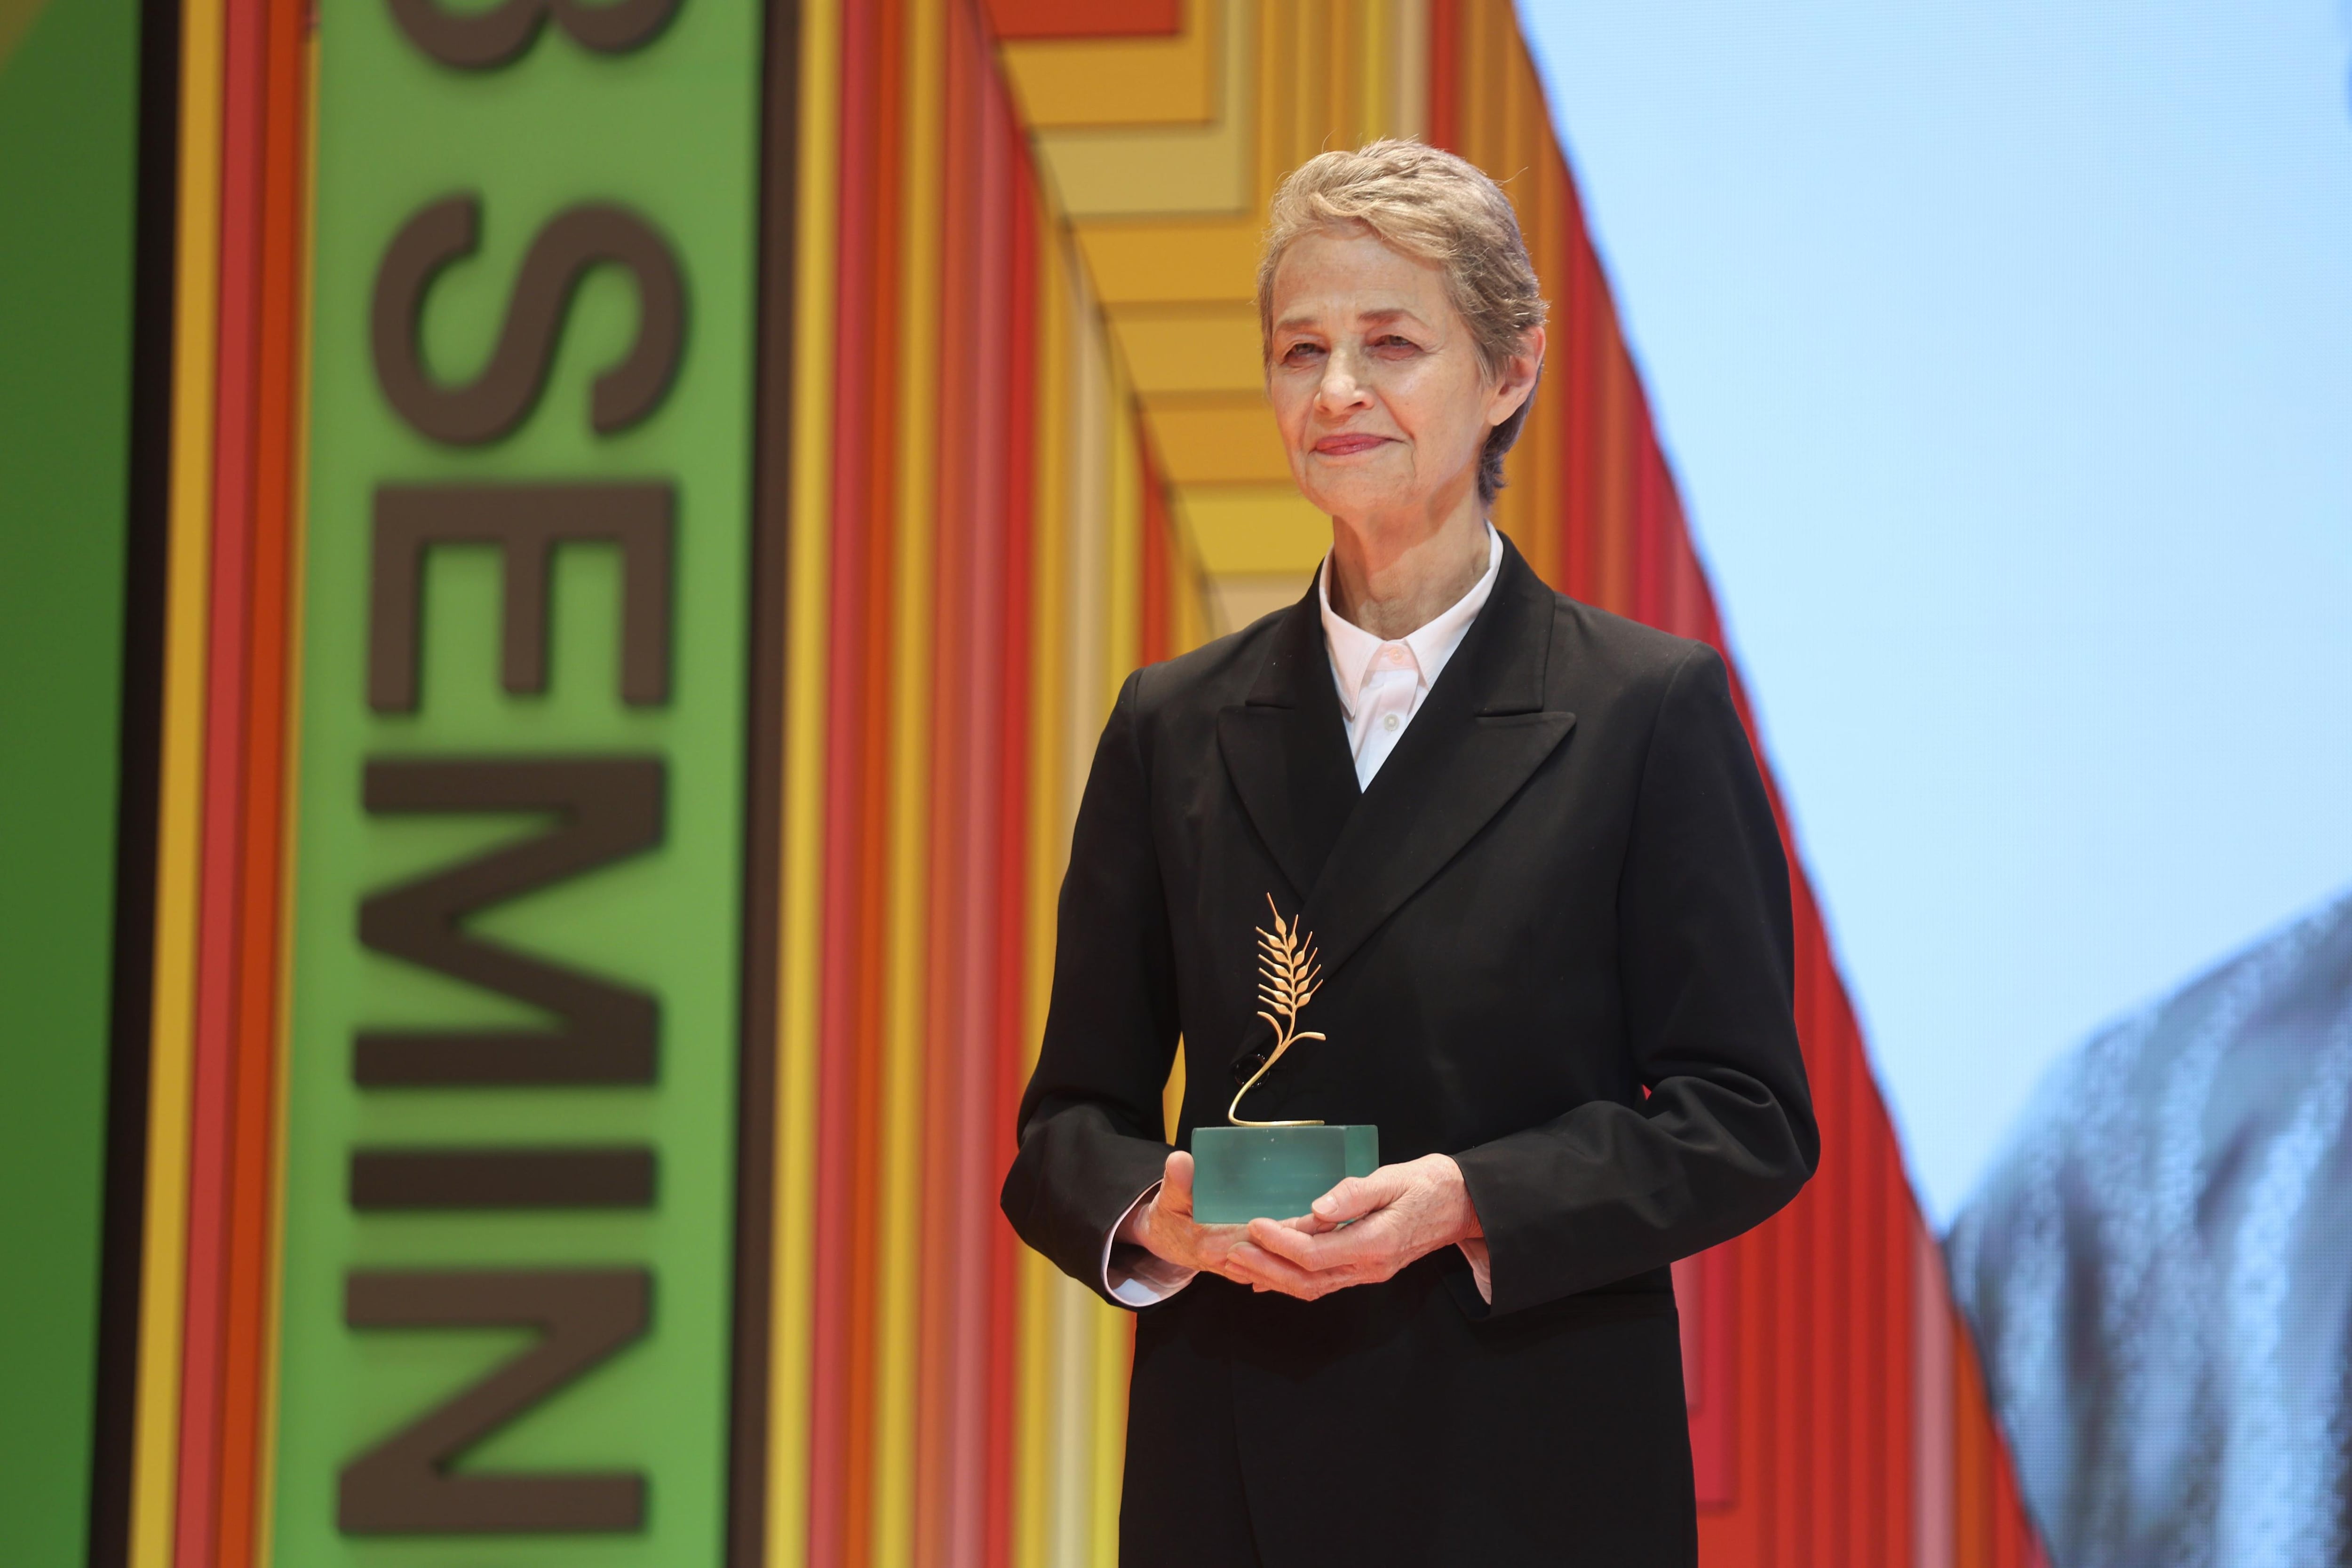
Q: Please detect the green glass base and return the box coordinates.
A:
[1189,1125,1379,1225]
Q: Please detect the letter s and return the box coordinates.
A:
[370,196,686,447]
[387,0,681,71]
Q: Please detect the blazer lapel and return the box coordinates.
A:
[1216,580,1363,904]
[1303,538,1576,981]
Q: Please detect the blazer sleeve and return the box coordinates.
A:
[999,670,1184,1307]
[1452,641,1820,1317]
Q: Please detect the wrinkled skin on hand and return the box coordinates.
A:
[1115,1150,1264,1286]
[1122,1150,1487,1302]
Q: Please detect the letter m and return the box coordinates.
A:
[356,756,662,1085]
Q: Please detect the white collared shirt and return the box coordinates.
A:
[1101,525,1506,1307]
[1319,525,1503,790]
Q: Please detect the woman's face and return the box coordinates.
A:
[1265,226,1533,528]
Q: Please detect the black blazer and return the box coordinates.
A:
[1001,537,1818,1567]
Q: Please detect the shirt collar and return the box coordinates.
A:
[1318,525,1504,717]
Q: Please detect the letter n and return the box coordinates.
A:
[339,1269,650,1533]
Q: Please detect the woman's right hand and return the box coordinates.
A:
[1119,1150,1268,1284]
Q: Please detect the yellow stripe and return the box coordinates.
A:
[867,0,945,1559]
[1101,353,1141,704]
[1252,0,1287,203]
[1061,272,1110,806]
[1089,1299,1130,1564]
[127,0,225,1557]
[1013,1247,1059,1568]
[1047,1275,1097,1568]
[766,0,840,1560]
[1080,346,1150,1568]
[1045,243,1110,1568]
[1010,205,1077,1568]
[1392,0,1428,142]
[1360,0,1388,141]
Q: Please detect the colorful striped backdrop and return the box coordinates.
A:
[101,0,2051,1563]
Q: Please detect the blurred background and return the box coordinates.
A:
[1523,0,2352,1234]
[1520,8,2352,1560]
[2,1,2345,1565]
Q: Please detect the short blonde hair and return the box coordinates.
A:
[1257,139,1548,503]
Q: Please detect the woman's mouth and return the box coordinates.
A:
[1313,433,1391,457]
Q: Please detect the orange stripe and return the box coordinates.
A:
[841,9,908,1560]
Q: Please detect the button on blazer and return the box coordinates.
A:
[1002,535,1819,1567]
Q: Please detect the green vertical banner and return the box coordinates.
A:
[0,0,142,1562]
[275,0,762,1560]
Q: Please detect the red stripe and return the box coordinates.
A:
[1560,248,1597,603]
[1876,1056,1912,1561]
[1426,0,1458,151]
[1781,1159,1814,1568]
[213,0,308,1557]
[943,67,1015,1562]
[211,7,293,1560]
[981,0,1180,39]
[1815,971,1852,1559]
[175,0,268,1555]
[1753,1192,1782,1565]
[1137,435,1168,664]
[1637,400,1672,627]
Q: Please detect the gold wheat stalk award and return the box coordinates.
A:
[1189,895,1379,1225]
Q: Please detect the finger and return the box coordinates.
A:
[1162,1149,1194,1199]
[1243,1214,1341,1259]
[1239,1237,1367,1297]
[1226,1242,1350,1300]
[1245,1217,1341,1269]
[1216,1245,1290,1294]
[1223,1241,1336,1298]
[1310,1166,1406,1225]
[1251,1208,1401,1275]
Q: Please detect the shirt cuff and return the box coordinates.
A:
[1458,1236,1493,1304]
[1101,1181,1198,1307]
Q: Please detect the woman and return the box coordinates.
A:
[1001,141,1817,1567]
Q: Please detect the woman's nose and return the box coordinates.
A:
[1315,353,1371,412]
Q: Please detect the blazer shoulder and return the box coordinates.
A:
[1126,601,1295,721]
[1548,589,1724,702]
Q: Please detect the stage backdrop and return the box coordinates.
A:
[11,0,2051,1565]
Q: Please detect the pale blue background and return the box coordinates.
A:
[1518,0,2352,1225]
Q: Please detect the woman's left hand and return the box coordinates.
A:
[1229,1152,1484,1301]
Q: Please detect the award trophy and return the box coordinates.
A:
[1189,896,1378,1224]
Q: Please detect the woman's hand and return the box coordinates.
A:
[1118,1150,1268,1285]
[1226,1153,1484,1301]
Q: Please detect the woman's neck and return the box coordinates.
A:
[1326,498,1491,641]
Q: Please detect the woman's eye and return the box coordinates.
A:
[1282,342,1324,364]
[1374,335,1417,353]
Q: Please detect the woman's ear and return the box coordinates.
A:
[1490,325,1547,427]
